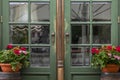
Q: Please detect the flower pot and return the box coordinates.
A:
[102,64,120,73]
[0,63,20,72]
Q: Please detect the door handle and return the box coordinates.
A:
[65,33,69,43]
[51,32,55,44]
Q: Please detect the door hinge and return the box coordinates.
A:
[118,16,120,23]
[0,16,2,23]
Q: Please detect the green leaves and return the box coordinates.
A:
[92,51,109,69]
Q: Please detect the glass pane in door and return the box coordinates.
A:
[71,24,90,44]
[9,2,28,22]
[71,47,90,66]
[92,2,111,21]
[31,25,50,44]
[92,24,111,44]
[31,47,50,67]
[31,2,50,22]
[10,25,28,44]
[71,2,90,22]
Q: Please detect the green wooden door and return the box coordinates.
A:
[2,0,56,80]
[64,0,118,80]
[0,0,2,50]
[0,0,119,80]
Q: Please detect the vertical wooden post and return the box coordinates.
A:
[56,0,64,80]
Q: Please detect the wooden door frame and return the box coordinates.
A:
[56,0,64,80]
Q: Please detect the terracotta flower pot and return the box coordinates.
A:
[0,63,20,72]
[102,64,120,73]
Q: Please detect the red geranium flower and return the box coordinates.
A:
[91,48,99,55]
[14,49,21,55]
[116,46,120,52]
[6,44,13,49]
[106,45,112,50]
[20,47,26,51]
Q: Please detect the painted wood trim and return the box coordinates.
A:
[2,0,9,48]
[50,0,57,80]
[111,0,118,45]
[0,0,2,50]
[118,0,120,45]
[64,0,71,80]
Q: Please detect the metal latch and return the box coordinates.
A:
[0,16,2,23]
[118,16,120,23]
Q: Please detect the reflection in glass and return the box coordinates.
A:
[31,25,50,44]
[9,2,28,22]
[71,47,90,66]
[93,24,111,44]
[10,25,28,44]
[71,2,90,21]
[31,2,50,22]
[92,2,111,21]
[71,24,90,44]
[31,47,50,67]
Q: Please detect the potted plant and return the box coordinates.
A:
[0,44,30,72]
[91,45,120,72]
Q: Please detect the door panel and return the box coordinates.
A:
[72,75,100,80]
[0,0,118,80]
[2,0,56,80]
[65,0,118,80]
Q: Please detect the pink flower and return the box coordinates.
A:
[20,47,26,51]
[106,45,112,50]
[91,48,99,55]
[6,44,13,49]
[22,51,27,55]
[14,49,21,55]
[113,55,120,60]
[108,53,112,57]
[116,46,120,52]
